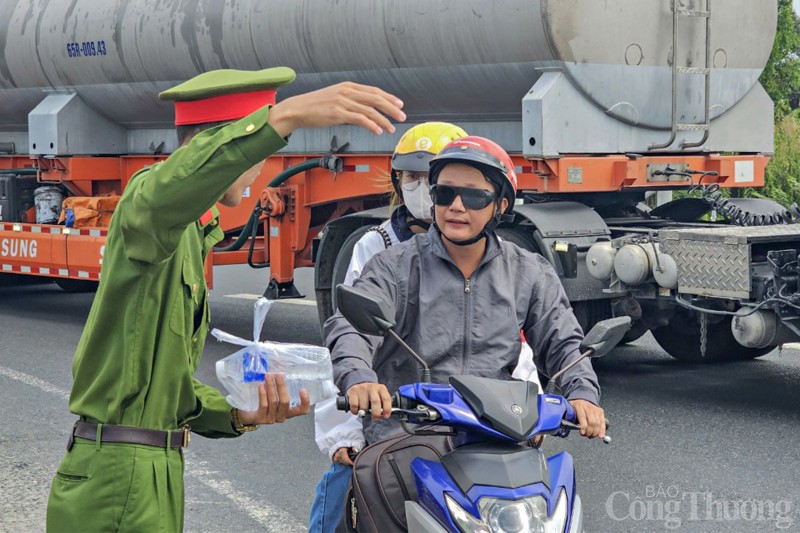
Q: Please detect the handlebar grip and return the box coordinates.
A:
[336,395,350,412]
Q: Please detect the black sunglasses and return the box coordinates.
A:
[430,184,497,210]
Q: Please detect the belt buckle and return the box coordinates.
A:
[182,425,191,448]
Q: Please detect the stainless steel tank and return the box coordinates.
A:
[0,0,778,154]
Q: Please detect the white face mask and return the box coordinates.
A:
[401,181,433,221]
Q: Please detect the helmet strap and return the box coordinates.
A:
[432,207,503,247]
[390,169,401,195]
[430,180,514,247]
[405,217,430,232]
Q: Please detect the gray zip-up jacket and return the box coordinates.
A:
[324,227,600,443]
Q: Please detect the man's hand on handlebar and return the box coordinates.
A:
[569,399,606,439]
[346,382,393,420]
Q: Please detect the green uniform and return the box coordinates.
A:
[47,106,287,532]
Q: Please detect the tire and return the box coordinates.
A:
[315,288,334,334]
[316,225,374,330]
[652,312,773,363]
[55,278,99,293]
[571,300,613,338]
[330,225,375,311]
[496,226,540,254]
[620,321,648,344]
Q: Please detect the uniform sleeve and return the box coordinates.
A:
[343,231,386,287]
[188,379,241,438]
[324,250,399,393]
[314,397,366,458]
[523,256,600,405]
[119,106,288,264]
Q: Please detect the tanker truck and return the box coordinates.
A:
[0,0,797,363]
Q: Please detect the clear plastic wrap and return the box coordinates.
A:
[212,298,337,411]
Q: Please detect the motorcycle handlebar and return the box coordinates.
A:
[336,395,350,412]
[335,393,404,414]
[338,394,611,442]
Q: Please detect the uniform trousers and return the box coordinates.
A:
[47,435,184,532]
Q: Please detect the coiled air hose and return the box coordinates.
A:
[213,158,324,253]
[655,167,800,227]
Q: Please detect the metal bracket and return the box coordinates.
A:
[263,279,305,300]
[647,163,691,182]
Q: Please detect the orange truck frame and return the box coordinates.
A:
[0,150,767,296]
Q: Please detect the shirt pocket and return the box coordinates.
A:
[169,256,203,338]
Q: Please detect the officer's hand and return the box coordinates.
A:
[239,374,311,425]
[268,82,406,137]
[569,399,605,439]
[332,447,357,466]
[346,382,392,420]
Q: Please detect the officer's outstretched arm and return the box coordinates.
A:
[119,107,287,264]
[268,81,405,137]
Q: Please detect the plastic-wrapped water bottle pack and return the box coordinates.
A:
[212,298,337,411]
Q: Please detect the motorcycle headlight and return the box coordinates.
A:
[445,490,569,533]
[445,494,491,533]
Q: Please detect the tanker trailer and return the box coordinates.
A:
[0,0,796,362]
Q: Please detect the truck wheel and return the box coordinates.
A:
[620,321,648,344]
[330,226,375,310]
[496,226,540,255]
[315,290,334,333]
[652,313,773,363]
[316,225,374,329]
[55,278,99,293]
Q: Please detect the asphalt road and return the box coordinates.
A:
[1,265,799,532]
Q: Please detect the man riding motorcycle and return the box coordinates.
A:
[323,136,605,445]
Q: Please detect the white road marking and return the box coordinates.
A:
[0,364,303,532]
[189,462,305,533]
[225,294,318,306]
[782,343,800,350]
[0,365,69,400]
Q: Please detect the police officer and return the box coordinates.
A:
[46,67,406,532]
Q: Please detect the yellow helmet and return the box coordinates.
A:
[391,122,468,193]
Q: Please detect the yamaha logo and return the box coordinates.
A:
[511,404,523,415]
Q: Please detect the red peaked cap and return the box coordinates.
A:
[158,67,297,126]
[173,90,276,126]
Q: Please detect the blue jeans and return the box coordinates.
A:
[308,463,352,533]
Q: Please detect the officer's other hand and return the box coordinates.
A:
[346,382,392,420]
[332,447,357,466]
[239,374,311,425]
[569,399,605,439]
[268,82,406,137]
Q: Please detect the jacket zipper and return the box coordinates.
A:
[462,275,472,373]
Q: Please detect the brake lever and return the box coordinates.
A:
[391,405,440,421]
[560,419,612,444]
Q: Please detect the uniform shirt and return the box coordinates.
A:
[69,106,287,437]
[324,227,598,444]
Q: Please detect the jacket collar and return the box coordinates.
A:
[425,225,503,270]
[390,205,417,242]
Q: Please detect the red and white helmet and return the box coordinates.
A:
[429,136,517,213]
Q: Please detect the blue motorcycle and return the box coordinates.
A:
[335,284,630,533]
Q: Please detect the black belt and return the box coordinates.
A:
[67,420,190,451]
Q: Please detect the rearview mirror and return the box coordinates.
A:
[335,284,396,336]
[580,316,632,357]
